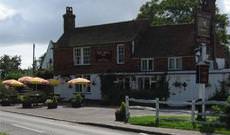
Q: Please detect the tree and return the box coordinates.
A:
[0,55,21,72]
[0,55,22,79]
[137,0,229,45]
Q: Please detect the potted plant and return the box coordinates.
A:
[45,96,58,109]
[71,93,83,108]
[1,97,11,106]
[115,102,127,122]
[21,95,33,108]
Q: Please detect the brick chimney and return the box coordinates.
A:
[63,7,75,33]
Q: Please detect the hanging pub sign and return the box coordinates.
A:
[196,64,209,84]
[196,11,211,43]
[95,49,112,62]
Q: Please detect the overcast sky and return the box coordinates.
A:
[0,0,229,69]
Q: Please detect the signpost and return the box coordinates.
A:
[195,0,214,120]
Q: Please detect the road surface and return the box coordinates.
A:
[0,111,151,135]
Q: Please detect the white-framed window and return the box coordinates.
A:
[73,47,91,65]
[137,76,158,90]
[168,57,182,70]
[116,44,125,64]
[141,58,154,71]
[75,74,91,93]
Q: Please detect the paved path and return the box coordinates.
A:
[0,105,207,135]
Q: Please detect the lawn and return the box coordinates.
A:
[0,132,8,135]
[128,115,230,135]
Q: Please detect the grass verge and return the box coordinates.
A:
[0,132,8,135]
[128,115,230,135]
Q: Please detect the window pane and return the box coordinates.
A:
[141,60,147,71]
[83,48,90,64]
[117,45,125,64]
[148,60,153,71]
[169,58,175,69]
[176,58,182,69]
[75,84,82,92]
[74,48,81,65]
[144,78,150,89]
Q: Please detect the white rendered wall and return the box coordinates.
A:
[41,41,53,69]
[54,74,102,100]
[167,69,230,102]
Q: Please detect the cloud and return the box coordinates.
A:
[0,3,16,21]
[223,0,230,13]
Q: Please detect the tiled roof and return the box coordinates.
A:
[135,24,195,57]
[56,20,149,47]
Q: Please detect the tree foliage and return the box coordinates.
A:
[137,0,229,44]
[0,55,21,72]
[0,55,22,79]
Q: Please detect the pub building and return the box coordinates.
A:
[52,0,229,102]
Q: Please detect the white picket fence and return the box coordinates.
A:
[125,96,227,126]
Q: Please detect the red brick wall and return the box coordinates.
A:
[54,42,139,75]
[153,56,195,72]
[54,43,196,75]
[182,56,196,70]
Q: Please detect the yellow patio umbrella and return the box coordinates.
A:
[68,77,91,85]
[19,76,49,91]
[31,77,49,85]
[48,79,60,86]
[2,79,25,87]
[18,76,34,84]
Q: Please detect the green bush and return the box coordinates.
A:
[100,75,169,105]
[72,93,83,103]
[199,123,215,133]
[45,96,58,104]
[222,96,230,128]
[115,102,127,122]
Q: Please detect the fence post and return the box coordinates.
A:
[155,98,159,127]
[202,100,206,120]
[125,96,130,122]
[191,100,196,127]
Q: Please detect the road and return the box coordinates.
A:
[0,111,151,135]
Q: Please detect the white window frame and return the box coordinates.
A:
[73,47,90,66]
[116,44,125,64]
[168,57,182,70]
[141,58,154,71]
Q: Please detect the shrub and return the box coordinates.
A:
[199,123,215,133]
[45,96,57,104]
[115,102,127,122]
[21,95,33,108]
[221,96,230,128]
[71,93,83,107]
[100,74,169,105]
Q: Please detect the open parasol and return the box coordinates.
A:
[2,79,25,87]
[68,78,91,85]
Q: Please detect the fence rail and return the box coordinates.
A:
[125,96,228,126]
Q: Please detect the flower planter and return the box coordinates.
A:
[115,110,125,121]
[1,101,11,106]
[22,102,32,108]
[47,103,58,109]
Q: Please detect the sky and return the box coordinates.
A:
[0,0,229,69]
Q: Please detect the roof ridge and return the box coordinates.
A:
[150,23,194,28]
[74,19,149,30]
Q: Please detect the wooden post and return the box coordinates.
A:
[125,96,130,122]
[192,100,196,128]
[202,99,206,120]
[155,98,159,127]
